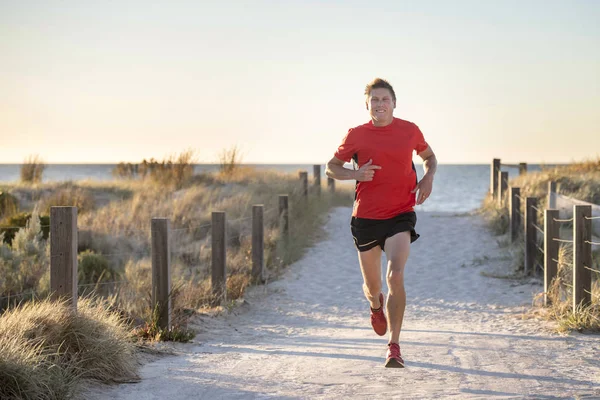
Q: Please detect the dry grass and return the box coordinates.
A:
[0,297,138,399]
[37,184,96,215]
[219,145,243,176]
[20,154,46,184]
[535,242,600,333]
[1,165,354,324]
[0,158,354,398]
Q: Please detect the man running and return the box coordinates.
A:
[325,78,437,368]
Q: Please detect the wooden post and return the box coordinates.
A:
[524,197,538,275]
[509,187,521,243]
[211,211,227,302]
[573,205,592,308]
[252,205,264,283]
[490,158,500,195]
[327,177,335,193]
[151,218,171,330]
[279,195,289,239]
[544,209,559,306]
[299,171,308,198]
[497,171,508,206]
[547,181,557,209]
[519,163,527,175]
[50,207,78,310]
[313,165,321,195]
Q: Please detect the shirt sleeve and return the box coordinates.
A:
[413,124,429,154]
[333,128,357,162]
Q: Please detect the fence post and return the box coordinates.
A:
[279,195,289,240]
[151,218,171,330]
[547,181,557,209]
[490,158,501,196]
[544,209,559,306]
[299,171,308,198]
[497,171,508,206]
[50,206,78,310]
[509,187,521,243]
[524,197,538,275]
[573,205,592,309]
[327,177,335,193]
[313,165,321,195]
[519,163,527,175]
[252,205,264,283]
[211,211,227,303]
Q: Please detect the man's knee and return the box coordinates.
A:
[386,269,404,293]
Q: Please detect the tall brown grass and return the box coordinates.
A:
[219,145,243,176]
[20,154,46,184]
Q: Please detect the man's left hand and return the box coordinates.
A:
[412,175,433,205]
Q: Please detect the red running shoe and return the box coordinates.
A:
[370,293,387,336]
[385,342,404,368]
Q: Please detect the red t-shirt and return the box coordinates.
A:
[334,118,429,219]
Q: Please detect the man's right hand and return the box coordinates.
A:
[355,159,382,181]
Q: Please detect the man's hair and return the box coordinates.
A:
[364,78,396,103]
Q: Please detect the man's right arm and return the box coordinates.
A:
[325,156,357,180]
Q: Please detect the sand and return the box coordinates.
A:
[83,208,600,399]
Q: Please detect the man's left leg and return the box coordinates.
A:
[383,230,411,367]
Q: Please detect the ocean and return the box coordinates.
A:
[0,163,544,213]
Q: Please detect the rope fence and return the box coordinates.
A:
[553,217,573,223]
[499,169,599,308]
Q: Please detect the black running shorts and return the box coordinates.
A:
[350,211,419,252]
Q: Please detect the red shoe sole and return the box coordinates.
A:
[385,358,405,368]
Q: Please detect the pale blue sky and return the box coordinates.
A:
[1,0,599,164]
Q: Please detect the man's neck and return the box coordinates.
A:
[372,117,394,127]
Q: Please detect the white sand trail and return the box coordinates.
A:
[84,208,600,399]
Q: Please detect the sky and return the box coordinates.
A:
[1,0,599,164]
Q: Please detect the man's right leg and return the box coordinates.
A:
[357,245,383,309]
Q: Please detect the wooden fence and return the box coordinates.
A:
[492,159,600,310]
[3,165,335,329]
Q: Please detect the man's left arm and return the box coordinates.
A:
[412,146,437,205]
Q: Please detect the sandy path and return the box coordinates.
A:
[84,208,600,399]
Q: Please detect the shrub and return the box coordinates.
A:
[0,212,49,246]
[20,155,46,183]
[0,190,18,219]
[78,250,118,286]
[112,149,197,189]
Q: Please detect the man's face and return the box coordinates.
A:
[366,88,395,123]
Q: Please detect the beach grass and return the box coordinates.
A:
[0,297,138,400]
